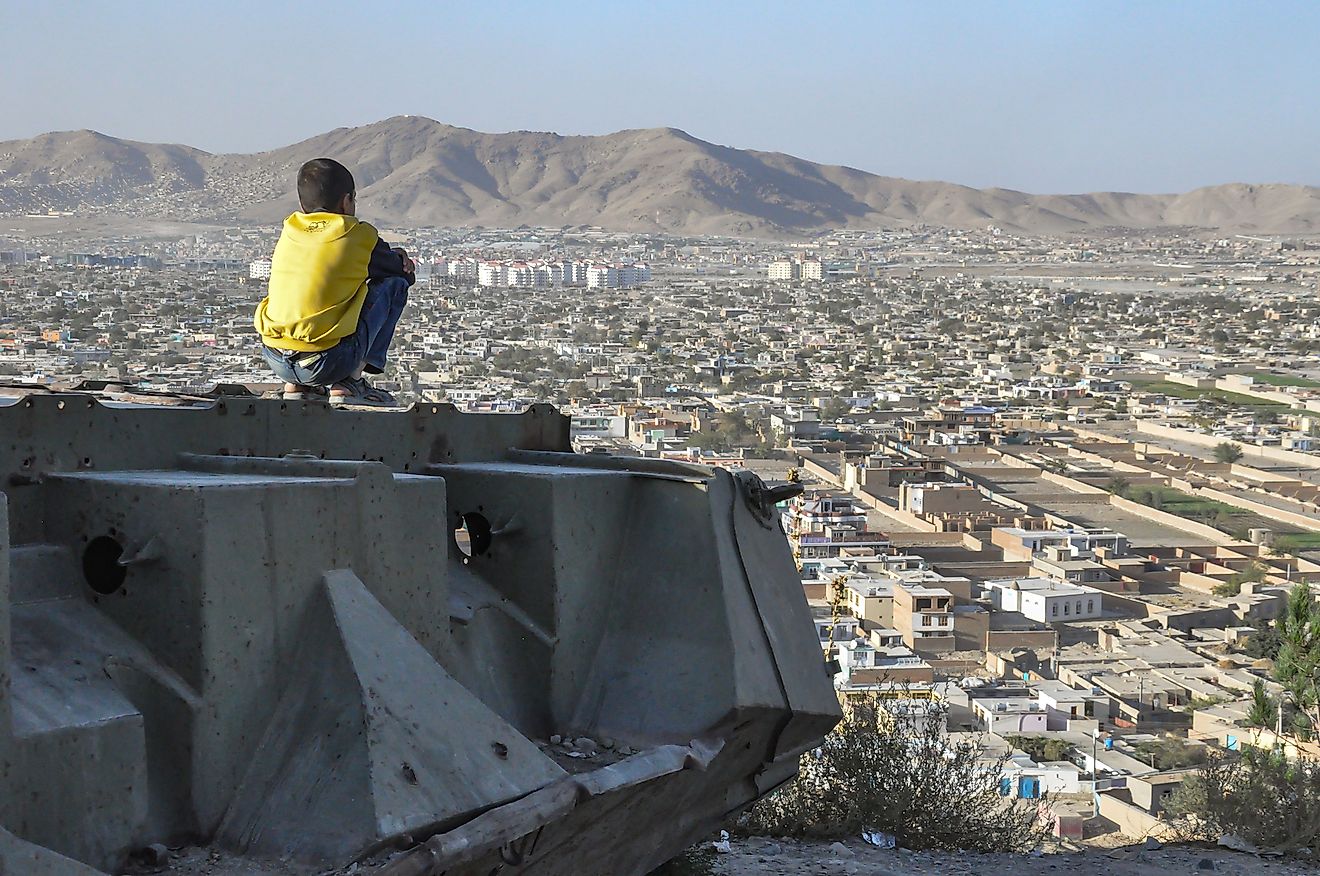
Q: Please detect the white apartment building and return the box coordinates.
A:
[456,258,646,289]
[587,265,619,289]
[768,259,798,281]
[985,577,1103,624]
[478,262,508,287]
[506,263,536,288]
[249,259,272,281]
[448,258,479,280]
[767,256,822,281]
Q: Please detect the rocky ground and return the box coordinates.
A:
[122,835,1320,875]
[709,837,1315,876]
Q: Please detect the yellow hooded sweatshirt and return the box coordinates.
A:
[254,212,380,352]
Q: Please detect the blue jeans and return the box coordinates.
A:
[262,276,410,386]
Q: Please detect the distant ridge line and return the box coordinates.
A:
[1,116,1317,238]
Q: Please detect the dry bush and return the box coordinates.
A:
[1167,747,1320,855]
[739,695,1049,852]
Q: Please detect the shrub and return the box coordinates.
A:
[1005,735,1073,763]
[1212,580,1241,597]
[1167,748,1320,855]
[739,696,1049,852]
[1213,442,1245,464]
[1131,738,1209,771]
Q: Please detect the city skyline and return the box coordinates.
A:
[3,1,1319,194]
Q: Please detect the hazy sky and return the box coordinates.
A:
[3,1,1317,193]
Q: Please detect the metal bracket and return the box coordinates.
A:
[735,471,803,529]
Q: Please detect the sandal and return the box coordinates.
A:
[282,383,329,401]
[329,377,397,408]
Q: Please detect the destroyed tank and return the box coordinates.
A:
[0,386,840,875]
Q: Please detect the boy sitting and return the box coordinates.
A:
[254,158,415,406]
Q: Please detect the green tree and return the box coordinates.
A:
[1213,442,1244,464]
[818,397,850,421]
[1213,580,1242,597]
[1005,735,1073,763]
[1245,618,1283,661]
[1276,585,1320,737]
[1231,562,1269,587]
[1247,678,1277,728]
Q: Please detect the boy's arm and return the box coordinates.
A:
[368,237,416,286]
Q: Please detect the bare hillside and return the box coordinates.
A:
[1,116,1317,237]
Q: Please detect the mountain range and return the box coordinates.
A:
[1,116,1318,238]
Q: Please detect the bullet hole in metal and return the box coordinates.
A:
[83,536,127,595]
[454,512,492,558]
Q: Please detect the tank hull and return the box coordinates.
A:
[0,392,840,874]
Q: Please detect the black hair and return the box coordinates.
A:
[296,158,355,213]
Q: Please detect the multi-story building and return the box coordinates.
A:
[767,256,823,281]
[619,264,651,287]
[587,265,619,289]
[770,404,821,442]
[478,261,507,287]
[900,405,998,445]
[836,630,934,687]
[783,492,891,559]
[991,527,1129,562]
[447,258,479,281]
[892,582,955,654]
[249,259,272,281]
[506,263,535,288]
[985,577,1103,624]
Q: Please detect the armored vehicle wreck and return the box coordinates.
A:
[0,389,840,875]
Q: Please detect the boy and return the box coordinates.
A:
[254,158,415,406]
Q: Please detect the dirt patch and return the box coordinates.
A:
[711,837,1316,876]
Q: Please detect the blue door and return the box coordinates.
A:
[999,777,1012,797]
[1019,776,1040,799]
[1226,734,1239,751]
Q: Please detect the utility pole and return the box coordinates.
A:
[1092,730,1100,818]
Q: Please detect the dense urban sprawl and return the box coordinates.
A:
[6,217,1320,843]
